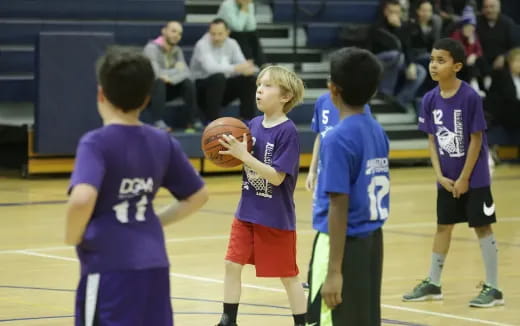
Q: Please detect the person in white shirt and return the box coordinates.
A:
[190,18,257,122]
[217,0,265,66]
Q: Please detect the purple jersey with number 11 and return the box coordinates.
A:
[69,124,204,276]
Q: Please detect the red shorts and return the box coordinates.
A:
[225,218,299,277]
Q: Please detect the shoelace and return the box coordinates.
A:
[475,282,492,297]
[413,278,431,291]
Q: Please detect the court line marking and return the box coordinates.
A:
[2,173,520,207]
[9,250,516,326]
[1,217,519,255]
[0,313,426,325]
[0,285,290,310]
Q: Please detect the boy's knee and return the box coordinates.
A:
[224,260,243,273]
[474,224,493,238]
[436,224,454,234]
[280,275,299,286]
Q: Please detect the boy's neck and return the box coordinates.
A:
[102,104,142,126]
[262,109,288,127]
[438,77,462,99]
[338,102,364,120]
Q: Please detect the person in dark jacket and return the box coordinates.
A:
[370,0,427,108]
[477,0,517,87]
[485,47,520,145]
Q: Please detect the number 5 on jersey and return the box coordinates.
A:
[368,175,389,221]
[322,110,330,124]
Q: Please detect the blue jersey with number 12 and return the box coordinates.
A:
[310,93,372,234]
[318,112,390,236]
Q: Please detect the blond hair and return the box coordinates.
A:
[507,47,520,65]
[257,65,305,113]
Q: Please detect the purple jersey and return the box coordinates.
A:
[418,81,490,188]
[70,124,204,276]
[235,116,300,230]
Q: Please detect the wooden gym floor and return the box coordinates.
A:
[0,166,519,325]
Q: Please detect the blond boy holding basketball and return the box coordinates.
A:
[216,66,306,326]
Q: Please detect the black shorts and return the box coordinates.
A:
[437,186,497,227]
[307,229,383,326]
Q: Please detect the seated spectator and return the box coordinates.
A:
[190,18,257,122]
[477,0,516,88]
[370,0,427,108]
[217,0,265,66]
[143,21,201,132]
[410,0,442,63]
[451,7,486,94]
[409,0,443,91]
[430,0,477,35]
[484,47,520,145]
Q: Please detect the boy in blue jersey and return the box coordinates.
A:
[305,93,372,191]
[306,48,389,326]
[402,38,504,307]
[65,47,209,326]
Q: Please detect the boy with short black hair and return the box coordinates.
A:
[65,46,209,325]
[402,38,504,307]
[307,47,389,326]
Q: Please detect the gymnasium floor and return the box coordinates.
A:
[0,166,519,325]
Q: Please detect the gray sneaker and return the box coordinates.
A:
[402,278,443,302]
[469,284,504,308]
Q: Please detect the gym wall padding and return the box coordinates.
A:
[35,32,114,154]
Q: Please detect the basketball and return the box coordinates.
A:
[201,117,253,168]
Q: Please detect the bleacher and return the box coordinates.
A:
[0,0,433,175]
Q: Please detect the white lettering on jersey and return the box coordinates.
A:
[244,142,274,198]
[119,178,154,197]
[434,109,464,157]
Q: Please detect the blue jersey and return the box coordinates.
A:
[311,92,372,233]
[315,112,390,236]
[310,92,372,137]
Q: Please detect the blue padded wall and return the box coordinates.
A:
[0,0,185,20]
[34,32,114,154]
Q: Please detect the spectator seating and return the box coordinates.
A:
[272,0,378,23]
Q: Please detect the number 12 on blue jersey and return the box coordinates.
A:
[368,175,389,221]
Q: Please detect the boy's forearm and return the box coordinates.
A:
[327,193,349,273]
[158,187,209,226]
[65,185,97,245]
[459,132,483,180]
[65,202,95,245]
[242,152,285,186]
[309,135,321,174]
[428,135,443,179]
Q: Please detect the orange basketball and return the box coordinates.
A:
[201,117,253,168]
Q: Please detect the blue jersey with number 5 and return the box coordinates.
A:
[315,112,390,236]
[311,93,373,234]
[310,93,371,137]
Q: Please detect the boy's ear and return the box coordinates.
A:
[97,86,105,103]
[453,62,463,73]
[328,81,341,98]
[280,92,293,104]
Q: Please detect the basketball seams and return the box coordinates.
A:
[201,117,252,167]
